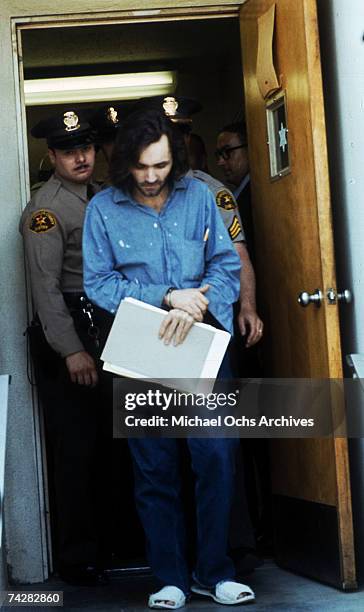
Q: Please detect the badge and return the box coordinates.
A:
[63,111,80,132]
[229,216,242,240]
[29,210,57,234]
[216,190,237,211]
[163,96,179,117]
[106,107,119,124]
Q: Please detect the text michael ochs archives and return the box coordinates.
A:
[123,414,315,428]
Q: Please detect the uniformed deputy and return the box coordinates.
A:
[132,95,263,351]
[216,121,272,554]
[20,110,113,585]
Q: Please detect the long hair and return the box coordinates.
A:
[110,109,189,191]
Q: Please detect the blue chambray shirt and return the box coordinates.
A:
[83,177,240,333]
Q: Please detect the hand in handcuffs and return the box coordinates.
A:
[159,308,196,346]
[164,285,210,322]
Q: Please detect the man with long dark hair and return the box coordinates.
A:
[131,95,263,350]
[83,110,255,608]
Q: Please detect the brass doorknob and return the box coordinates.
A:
[298,289,323,307]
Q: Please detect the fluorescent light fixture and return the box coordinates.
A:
[24,71,177,106]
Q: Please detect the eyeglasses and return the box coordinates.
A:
[214,144,246,161]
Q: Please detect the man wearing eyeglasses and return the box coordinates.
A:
[216,123,255,264]
[216,123,272,559]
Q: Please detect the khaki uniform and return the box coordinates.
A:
[187,169,245,243]
[187,171,256,563]
[20,173,100,357]
[20,172,114,575]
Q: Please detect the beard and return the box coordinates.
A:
[134,179,167,198]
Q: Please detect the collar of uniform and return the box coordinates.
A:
[112,176,188,205]
[186,168,205,180]
[54,172,90,201]
[233,173,250,199]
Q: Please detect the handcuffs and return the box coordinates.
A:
[80,296,100,348]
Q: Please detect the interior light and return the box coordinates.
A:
[24,71,177,106]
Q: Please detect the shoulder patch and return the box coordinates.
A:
[229,215,242,240]
[216,190,237,211]
[29,209,57,234]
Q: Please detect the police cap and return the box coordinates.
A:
[133,95,202,131]
[89,104,124,144]
[31,110,95,150]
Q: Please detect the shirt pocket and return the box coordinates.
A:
[182,239,205,282]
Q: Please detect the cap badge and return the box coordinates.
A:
[63,111,80,132]
[163,97,178,117]
[106,107,119,124]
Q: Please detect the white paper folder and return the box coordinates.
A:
[101,297,230,393]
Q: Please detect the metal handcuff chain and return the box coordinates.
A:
[79,296,100,348]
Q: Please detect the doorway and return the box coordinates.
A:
[14,0,356,590]
[19,13,262,576]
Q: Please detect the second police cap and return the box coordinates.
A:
[31,110,95,150]
[89,104,124,143]
[133,95,202,126]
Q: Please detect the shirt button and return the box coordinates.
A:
[153,223,158,228]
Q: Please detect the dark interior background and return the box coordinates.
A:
[22,17,245,185]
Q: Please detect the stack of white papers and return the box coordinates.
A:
[101,297,230,393]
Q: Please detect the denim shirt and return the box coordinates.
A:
[83,177,240,333]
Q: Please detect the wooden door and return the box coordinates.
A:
[240,0,356,588]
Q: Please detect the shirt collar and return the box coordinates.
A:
[54,172,92,201]
[233,173,250,199]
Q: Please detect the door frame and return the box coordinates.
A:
[9,0,353,586]
[11,1,247,578]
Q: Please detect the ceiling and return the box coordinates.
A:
[22,18,241,77]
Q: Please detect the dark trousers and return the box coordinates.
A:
[28,297,113,570]
[128,437,240,594]
[229,305,271,553]
[128,351,240,594]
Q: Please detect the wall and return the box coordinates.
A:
[317,0,364,584]
[0,8,46,587]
